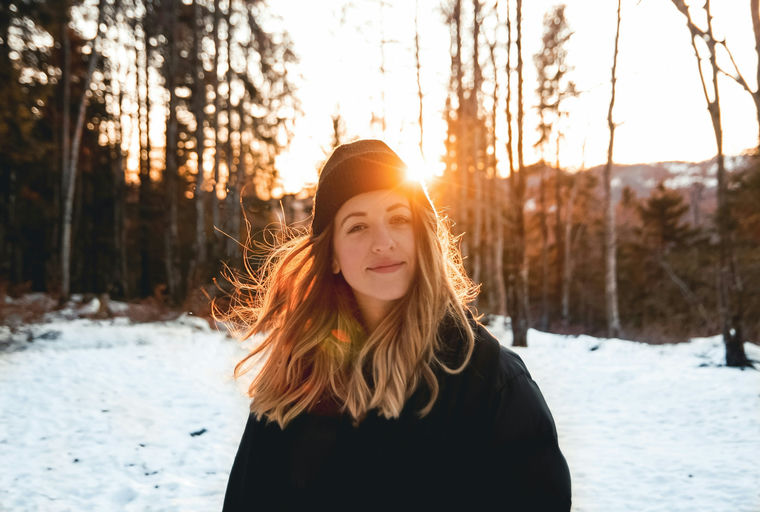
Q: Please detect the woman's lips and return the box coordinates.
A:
[368,262,405,273]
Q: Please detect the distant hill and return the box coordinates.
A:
[583,155,751,227]
[586,155,747,198]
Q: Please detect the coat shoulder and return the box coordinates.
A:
[436,313,531,391]
[468,320,531,390]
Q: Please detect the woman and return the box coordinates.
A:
[220,139,571,510]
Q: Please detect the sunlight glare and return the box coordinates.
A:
[400,149,436,185]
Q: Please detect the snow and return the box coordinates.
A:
[0,316,251,512]
[2,313,759,511]
[508,329,760,512]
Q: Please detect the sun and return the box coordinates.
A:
[399,148,439,185]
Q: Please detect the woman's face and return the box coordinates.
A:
[332,189,416,324]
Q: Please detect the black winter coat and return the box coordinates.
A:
[222,316,571,511]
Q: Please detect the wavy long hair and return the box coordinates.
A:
[215,184,478,428]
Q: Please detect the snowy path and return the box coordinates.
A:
[1,316,759,511]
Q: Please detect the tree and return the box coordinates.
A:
[486,0,507,319]
[603,0,622,338]
[560,166,581,326]
[669,0,752,367]
[0,0,297,307]
[438,0,492,307]
[0,1,58,288]
[510,0,529,346]
[469,0,484,289]
[137,0,154,298]
[716,0,760,154]
[61,0,109,301]
[727,157,760,342]
[211,0,222,257]
[414,0,424,158]
[619,183,711,337]
[189,0,208,291]
[453,0,469,263]
[533,3,576,330]
[637,184,692,255]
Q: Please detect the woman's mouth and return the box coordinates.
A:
[368,262,405,273]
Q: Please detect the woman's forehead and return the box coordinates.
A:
[337,189,411,216]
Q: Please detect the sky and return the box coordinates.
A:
[2,296,759,510]
[268,0,758,193]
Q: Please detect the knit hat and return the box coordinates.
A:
[310,139,435,237]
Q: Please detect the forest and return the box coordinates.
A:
[1,0,758,367]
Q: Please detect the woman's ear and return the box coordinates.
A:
[332,258,340,274]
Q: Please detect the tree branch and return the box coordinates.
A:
[687,29,713,107]
[716,40,755,94]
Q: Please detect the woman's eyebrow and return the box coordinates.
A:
[340,211,366,228]
[339,203,410,228]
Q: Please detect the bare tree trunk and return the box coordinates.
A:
[669,0,750,366]
[415,0,424,158]
[224,0,239,261]
[61,16,71,242]
[111,59,129,298]
[471,0,483,290]
[505,0,522,334]
[58,14,71,294]
[539,163,549,330]
[137,5,151,297]
[61,0,106,301]
[212,0,221,253]
[453,0,468,262]
[489,5,507,318]
[511,0,529,346]
[561,172,578,326]
[163,0,181,304]
[471,139,483,287]
[1,24,19,281]
[190,0,207,290]
[554,132,564,322]
[378,0,388,136]
[2,13,20,284]
[603,0,622,338]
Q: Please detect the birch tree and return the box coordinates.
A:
[669,0,752,367]
[603,0,622,338]
[61,0,108,301]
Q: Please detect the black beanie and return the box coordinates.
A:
[310,139,435,237]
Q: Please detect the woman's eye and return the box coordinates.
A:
[347,224,366,233]
[391,215,411,225]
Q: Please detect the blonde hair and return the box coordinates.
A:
[215,187,478,428]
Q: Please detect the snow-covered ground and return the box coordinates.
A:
[1,304,759,511]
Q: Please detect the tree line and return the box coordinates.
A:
[433,0,759,366]
[0,0,758,367]
[0,0,297,308]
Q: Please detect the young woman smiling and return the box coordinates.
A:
[220,139,571,511]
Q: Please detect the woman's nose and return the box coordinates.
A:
[371,225,396,252]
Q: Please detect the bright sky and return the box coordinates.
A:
[271,0,758,194]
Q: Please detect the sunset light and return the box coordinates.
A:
[269,0,757,192]
[3,1,760,509]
